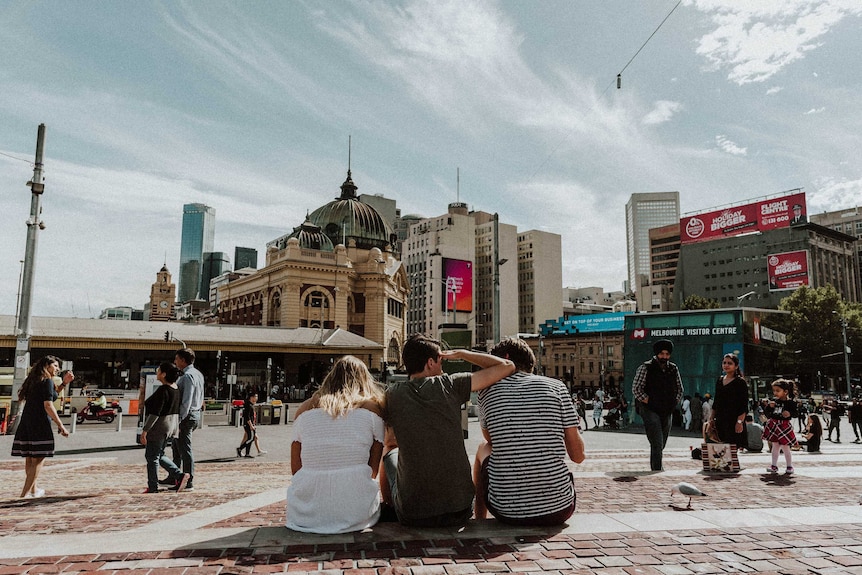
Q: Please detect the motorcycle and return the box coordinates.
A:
[76,401,119,424]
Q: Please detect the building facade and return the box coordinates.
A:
[200,252,230,303]
[148,265,176,322]
[475,215,518,348]
[234,247,258,270]
[179,203,216,302]
[674,222,860,308]
[216,171,409,365]
[638,222,681,311]
[625,192,680,303]
[517,229,562,334]
[523,331,625,395]
[811,206,862,296]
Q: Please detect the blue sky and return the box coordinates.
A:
[1,0,861,318]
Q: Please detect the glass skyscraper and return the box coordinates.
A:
[179,203,216,302]
[625,192,680,294]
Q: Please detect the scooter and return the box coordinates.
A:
[76,402,118,424]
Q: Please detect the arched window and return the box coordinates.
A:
[269,291,281,326]
[303,290,330,328]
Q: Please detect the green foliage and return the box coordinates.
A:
[682,294,720,310]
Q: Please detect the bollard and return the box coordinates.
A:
[116,412,122,432]
[70,409,77,434]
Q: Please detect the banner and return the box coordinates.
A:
[767,250,810,291]
[680,192,806,244]
[441,258,473,312]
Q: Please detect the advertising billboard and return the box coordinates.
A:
[540,312,630,336]
[441,258,473,313]
[680,191,807,244]
[767,250,810,291]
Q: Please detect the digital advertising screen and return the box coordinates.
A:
[441,258,473,313]
[767,250,810,291]
[680,191,807,245]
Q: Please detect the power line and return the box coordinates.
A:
[617,0,682,86]
[0,149,34,165]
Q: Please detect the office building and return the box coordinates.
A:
[625,192,680,306]
[517,229,562,335]
[811,205,862,295]
[179,203,215,302]
[234,247,258,270]
[638,222,681,311]
[475,215,518,348]
[200,251,230,304]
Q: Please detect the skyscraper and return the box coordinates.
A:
[179,203,215,302]
[625,192,680,299]
[234,247,258,270]
[200,251,230,303]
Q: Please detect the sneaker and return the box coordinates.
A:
[785,467,794,475]
[171,473,190,493]
[142,487,160,494]
[236,447,242,458]
[767,465,778,473]
[33,488,45,498]
[836,440,842,443]
[243,454,255,458]
[158,477,175,486]
[257,450,267,455]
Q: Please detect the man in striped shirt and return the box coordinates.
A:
[473,338,586,525]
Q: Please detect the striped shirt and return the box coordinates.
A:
[478,371,579,518]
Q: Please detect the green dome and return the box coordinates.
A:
[309,170,394,250]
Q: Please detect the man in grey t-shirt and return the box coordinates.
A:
[381,334,514,527]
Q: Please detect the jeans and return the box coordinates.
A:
[641,407,672,471]
[145,436,182,491]
[172,410,201,482]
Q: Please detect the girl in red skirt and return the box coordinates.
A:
[762,379,798,474]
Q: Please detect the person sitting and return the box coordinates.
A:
[89,391,107,414]
[473,338,585,526]
[286,356,385,534]
[799,413,822,453]
[744,414,764,453]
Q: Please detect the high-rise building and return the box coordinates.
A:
[625,192,680,304]
[234,247,258,270]
[200,251,230,304]
[517,229,562,335]
[179,203,215,302]
[474,214,518,348]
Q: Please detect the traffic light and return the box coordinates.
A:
[164,331,170,342]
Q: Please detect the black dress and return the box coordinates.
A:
[11,378,58,458]
[712,375,749,449]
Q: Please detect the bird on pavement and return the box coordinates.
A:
[671,482,707,508]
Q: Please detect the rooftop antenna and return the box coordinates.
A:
[347,135,352,175]
[456,167,460,203]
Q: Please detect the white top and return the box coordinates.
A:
[286,407,384,534]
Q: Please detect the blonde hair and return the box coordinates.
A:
[316,355,384,418]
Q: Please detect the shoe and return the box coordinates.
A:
[171,473,190,493]
[158,477,175,485]
[854,439,861,444]
[236,447,242,458]
[243,454,255,458]
[33,488,45,498]
[785,467,794,475]
[143,488,160,493]
[767,465,778,473]
[257,450,267,455]
[836,440,842,443]
[183,485,194,491]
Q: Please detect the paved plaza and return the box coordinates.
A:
[3,415,862,574]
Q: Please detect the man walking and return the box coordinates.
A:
[169,348,204,490]
[380,334,514,527]
[473,338,585,525]
[633,339,684,471]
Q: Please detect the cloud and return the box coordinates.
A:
[715,135,747,156]
[688,1,862,85]
[804,107,826,114]
[766,86,783,95]
[809,177,862,212]
[642,101,683,125]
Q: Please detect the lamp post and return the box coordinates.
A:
[736,290,756,307]
[833,311,852,398]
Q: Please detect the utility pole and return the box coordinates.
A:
[10,124,47,431]
[493,213,501,344]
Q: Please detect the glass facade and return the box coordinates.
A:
[625,192,680,293]
[179,203,215,302]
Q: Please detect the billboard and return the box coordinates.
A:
[441,258,473,313]
[680,191,806,244]
[541,312,630,336]
[767,250,810,291]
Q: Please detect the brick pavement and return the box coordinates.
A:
[4,436,862,573]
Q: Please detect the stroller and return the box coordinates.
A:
[603,400,621,429]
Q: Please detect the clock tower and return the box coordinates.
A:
[149,265,176,321]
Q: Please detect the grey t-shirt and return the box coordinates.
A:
[385,372,473,521]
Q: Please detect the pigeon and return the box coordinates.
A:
[671,482,707,508]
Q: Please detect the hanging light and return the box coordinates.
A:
[617,74,621,89]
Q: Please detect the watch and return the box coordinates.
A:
[737,419,744,423]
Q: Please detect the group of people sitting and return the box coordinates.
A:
[285,334,586,534]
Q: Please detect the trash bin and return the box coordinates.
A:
[271,403,282,424]
[258,403,272,425]
[229,403,244,426]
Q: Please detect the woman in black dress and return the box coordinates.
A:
[707,353,749,449]
[11,355,73,498]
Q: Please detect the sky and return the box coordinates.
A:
[1,0,861,319]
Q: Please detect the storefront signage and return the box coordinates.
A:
[630,326,738,339]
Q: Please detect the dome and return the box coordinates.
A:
[309,170,394,250]
[286,218,334,252]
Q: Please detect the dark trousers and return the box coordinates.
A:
[171,410,200,482]
[145,436,182,491]
[240,422,255,455]
[641,407,672,471]
[828,418,840,441]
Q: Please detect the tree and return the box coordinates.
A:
[682,294,720,310]
[778,285,858,392]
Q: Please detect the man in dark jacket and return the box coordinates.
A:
[633,340,684,471]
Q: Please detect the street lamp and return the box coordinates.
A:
[736,291,756,307]
[833,311,852,398]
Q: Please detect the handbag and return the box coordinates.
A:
[701,442,740,473]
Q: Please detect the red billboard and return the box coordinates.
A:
[680,192,806,244]
[442,258,473,312]
[767,250,810,291]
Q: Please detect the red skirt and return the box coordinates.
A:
[763,419,797,445]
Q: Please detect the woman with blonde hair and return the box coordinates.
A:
[286,355,385,533]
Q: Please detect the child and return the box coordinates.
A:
[593,396,603,429]
[761,379,798,474]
